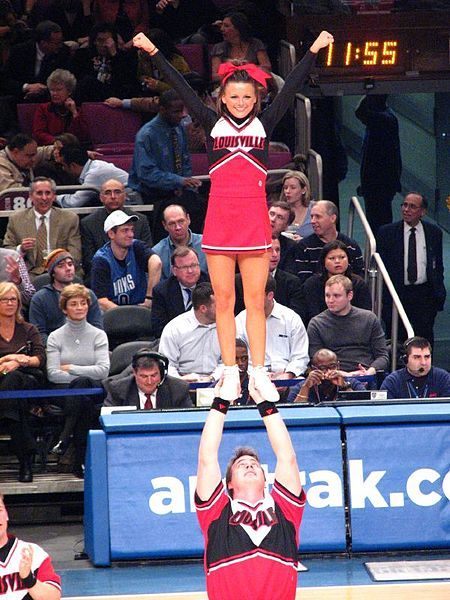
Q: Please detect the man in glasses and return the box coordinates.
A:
[151,246,209,338]
[80,179,152,284]
[287,348,366,404]
[152,204,207,280]
[377,192,446,346]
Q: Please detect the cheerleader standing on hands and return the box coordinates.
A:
[133,30,334,402]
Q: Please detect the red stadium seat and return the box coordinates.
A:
[176,44,209,80]
[190,153,209,176]
[81,103,143,145]
[17,103,40,135]
[103,154,133,171]
[94,143,135,155]
[268,151,292,170]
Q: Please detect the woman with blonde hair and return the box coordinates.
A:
[46,283,109,478]
[279,170,313,240]
[0,282,46,482]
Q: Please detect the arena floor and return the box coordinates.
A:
[13,522,450,599]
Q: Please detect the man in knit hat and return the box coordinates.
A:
[29,248,103,343]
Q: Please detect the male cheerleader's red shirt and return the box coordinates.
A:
[195,480,306,600]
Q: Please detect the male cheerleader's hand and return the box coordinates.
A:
[248,377,267,406]
[133,33,157,56]
[19,544,34,580]
[310,31,334,54]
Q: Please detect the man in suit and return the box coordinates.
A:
[102,350,193,409]
[0,133,53,192]
[3,20,69,101]
[3,176,81,278]
[377,192,446,346]
[151,246,209,338]
[355,94,402,236]
[80,178,152,283]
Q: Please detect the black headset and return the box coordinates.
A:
[400,337,431,365]
[132,350,169,384]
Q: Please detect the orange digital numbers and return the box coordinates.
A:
[363,41,379,65]
[326,42,334,67]
[381,41,398,65]
[323,39,400,68]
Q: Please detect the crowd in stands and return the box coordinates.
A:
[0,1,448,489]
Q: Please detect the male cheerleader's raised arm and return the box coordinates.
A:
[248,378,302,497]
[196,379,229,502]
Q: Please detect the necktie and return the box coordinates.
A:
[407,227,417,284]
[35,215,48,273]
[171,128,183,175]
[144,394,153,409]
[184,288,192,310]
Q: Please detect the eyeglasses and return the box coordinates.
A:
[166,219,187,228]
[174,263,200,271]
[102,189,125,196]
[0,297,18,304]
[401,202,422,210]
[312,363,338,372]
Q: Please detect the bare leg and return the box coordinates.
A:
[237,252,270,367]
[206,253,237,366]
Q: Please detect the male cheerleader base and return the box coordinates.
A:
[195,379,306,599]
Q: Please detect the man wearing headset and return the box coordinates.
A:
[380,337,450,399]
[102,349,193,409]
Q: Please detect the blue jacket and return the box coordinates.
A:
[128,114,191,195]
[380,367,450,399]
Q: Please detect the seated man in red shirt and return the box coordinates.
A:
[195,379,306,600]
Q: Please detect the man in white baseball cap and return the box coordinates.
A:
[91,210,161,311]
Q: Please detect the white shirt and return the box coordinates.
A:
[138,388,156,410]
[34,43,44,77]
[236,300,309,376]
[403,221,427,285]
[159,309,221,377]
[57,159,129,208]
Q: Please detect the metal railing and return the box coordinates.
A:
[347,195,414,370]
[347,195,377,287]
[371,253,414,370]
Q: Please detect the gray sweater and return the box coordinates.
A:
[46,318,110,384]
[307,306,389,372]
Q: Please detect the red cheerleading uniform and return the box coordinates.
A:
[152,50,317,254]
[195,480,306,600]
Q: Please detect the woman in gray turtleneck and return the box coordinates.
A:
[46,283,110,477]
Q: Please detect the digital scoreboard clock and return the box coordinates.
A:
[282,7,450,92]
[320,39,404,71]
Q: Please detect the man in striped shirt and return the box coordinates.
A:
[295,200,363,284]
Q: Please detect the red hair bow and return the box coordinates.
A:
[217,62,272,89]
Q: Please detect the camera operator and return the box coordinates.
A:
[287,348,365,404]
